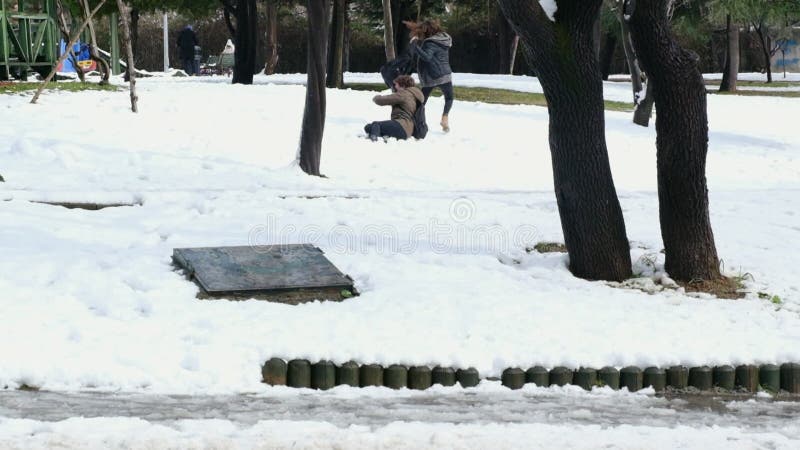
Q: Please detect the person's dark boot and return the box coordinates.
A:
[369,122,381,142]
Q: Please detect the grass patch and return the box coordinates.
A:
[610,77,800,88]
[0,81,120,95]
[529,242,568,253]
[758,291,782,305]
[706,79,800,88]
[678,276,745,300]
[708,89,800,98]
[345,83,633,112]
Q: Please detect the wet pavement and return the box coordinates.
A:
[1,387,798,434]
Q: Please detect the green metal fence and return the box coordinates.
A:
[1,0,57,80]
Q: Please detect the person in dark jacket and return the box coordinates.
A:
[406,19,453,132]
[364,75,425,141]
[177,25,199,76]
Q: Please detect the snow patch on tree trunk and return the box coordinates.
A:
[539,0,557,21]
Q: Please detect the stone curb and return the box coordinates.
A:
[261,359,800,394]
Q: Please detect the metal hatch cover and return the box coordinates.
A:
[172,244,355,303]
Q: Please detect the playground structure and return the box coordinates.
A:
[3,2,234,82]
[1,0,128,81]
[0,0,58,80]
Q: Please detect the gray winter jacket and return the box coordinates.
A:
[411,32,453,87]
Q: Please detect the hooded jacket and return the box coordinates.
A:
[411,32,453,87]
[372,86,425,137]
[177,27,198,60]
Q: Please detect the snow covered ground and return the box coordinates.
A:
[1,73,799,399]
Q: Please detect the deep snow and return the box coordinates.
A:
[0,73,799,396]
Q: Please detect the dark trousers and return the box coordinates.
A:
[182,58,195,75]
[364,120,408,140]
[422,82,454,115]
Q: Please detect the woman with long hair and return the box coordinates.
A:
[406,19,454,132]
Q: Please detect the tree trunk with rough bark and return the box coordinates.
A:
[327,0,346,88]
[627,0,720,282]
[382,0,396,61]
[299,0,330,177]
[116,0,138,112]
[498,0,632,282]
[264,0,279,74]
[592,13,601,63]
[223,0,257,84]
[719,14,739,92]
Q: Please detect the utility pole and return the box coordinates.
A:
[163,13,169,71]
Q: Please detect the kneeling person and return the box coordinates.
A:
[364,75,424,141]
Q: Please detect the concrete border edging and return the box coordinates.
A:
[261,359,800,394]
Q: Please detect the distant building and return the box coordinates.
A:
[772,29,800,73]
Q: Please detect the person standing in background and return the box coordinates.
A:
[177,25,199,76]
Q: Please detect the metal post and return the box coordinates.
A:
[45,0,56,64]
[1,0,10,79]
[162,12,168,71]
[110,12,120,74]
[19,16,30,80]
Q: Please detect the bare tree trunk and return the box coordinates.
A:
[116,0,138,112]
[299,0,330,177]
[754,25,772,83]
[628,0,720,282]
[496,9,511,73]
[223,0,258,84]
[344,7,351,72]
[498,0,633,282]
[509,35,519,74]
[618,3,653,126]
[264,0,279,75]
[130,7,139,61]
[54,0,85,83]
[719,14,739,92]
[81,0,110,85]
[327,0,346,88]
[235,0,258,84]
[382,0,396,61]
[600,32,617,80]
[593,12,601,63]
[32,0,107,104]
[632,77,654,126]
[619,6,643,101]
